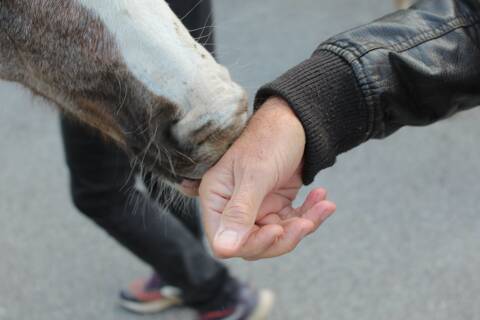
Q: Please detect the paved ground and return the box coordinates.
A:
[1,1,480,319]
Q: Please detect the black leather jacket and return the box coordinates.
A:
[256,0,480,184]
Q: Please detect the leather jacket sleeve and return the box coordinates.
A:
[255,0,480,184]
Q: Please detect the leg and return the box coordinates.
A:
[61,1,270,316]
[60,117,237,310]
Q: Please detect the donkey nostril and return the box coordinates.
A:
[190,121,216,146]
[163,125,178,146]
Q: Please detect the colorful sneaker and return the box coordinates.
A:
[197,284,274,320]
[119,273,182,314]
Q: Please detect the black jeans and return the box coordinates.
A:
[60,0,237,311]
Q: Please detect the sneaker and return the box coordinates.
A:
[198,284,274,320]
[119,273,182,314]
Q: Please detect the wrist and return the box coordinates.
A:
[255,51,369,184]
[240,97,306,184]
[253,96,306,146]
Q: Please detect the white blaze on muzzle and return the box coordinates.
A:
[75,0,248,182]
[76,0,245,125]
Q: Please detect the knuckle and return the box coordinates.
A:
[238,160,270,176]
[224,203,254,225]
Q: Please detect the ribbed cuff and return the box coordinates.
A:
[254,50,369,185]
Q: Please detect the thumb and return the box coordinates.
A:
[213,168,274,257]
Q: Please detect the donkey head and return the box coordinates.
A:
[0,0,247,192]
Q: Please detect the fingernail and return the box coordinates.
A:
[215,229,239,249]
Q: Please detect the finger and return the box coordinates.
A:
[300,188,327,213]
[258,195,333,227]
[302,200,336,235]
[257,194,291,220]
[251,201,336,259]
[213,167,275,257]
[236,224,284,260]
[251,218,314,260]
[276,188,328,220]
[257,213,282,225]
[200,191,228,246]
[199,171,232,246]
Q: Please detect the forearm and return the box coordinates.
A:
[255,0,480,184]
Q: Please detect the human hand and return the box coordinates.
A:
[199,97,336,260]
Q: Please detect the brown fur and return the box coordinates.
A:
[0,0,204,181]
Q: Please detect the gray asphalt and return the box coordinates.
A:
[1,1,480,320]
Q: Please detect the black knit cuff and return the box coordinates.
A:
[254,50,369,185]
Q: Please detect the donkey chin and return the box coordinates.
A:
[0,0,248,196]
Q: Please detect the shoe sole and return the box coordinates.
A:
[248,289,275,320]
[120,297,181,314]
